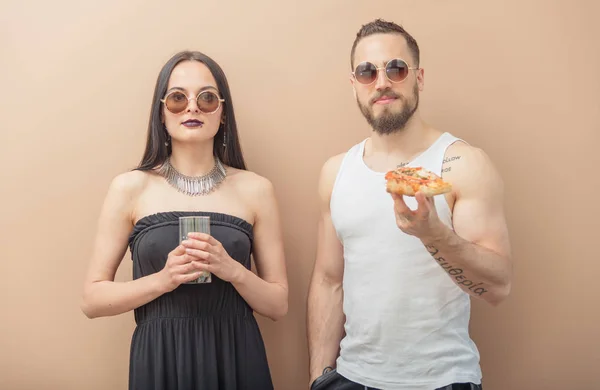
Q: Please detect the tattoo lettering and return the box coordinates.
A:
[397,162,409,168]
[425,245,487,296]
[443,156,461,164]
[442,167,452,173]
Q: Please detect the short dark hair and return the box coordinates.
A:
[350,19,420,69]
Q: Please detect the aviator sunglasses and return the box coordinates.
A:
[161,89,225,114]
[352,58,419,85]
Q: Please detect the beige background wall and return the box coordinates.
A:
[1,1,599,389]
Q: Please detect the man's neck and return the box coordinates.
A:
[366,115,441,162]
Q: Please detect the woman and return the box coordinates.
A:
[81,50,288,390]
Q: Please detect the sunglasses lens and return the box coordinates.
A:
[197,91,220,113]
[386,59,409,82]
[165,91,188,113]
[354,62,377,84]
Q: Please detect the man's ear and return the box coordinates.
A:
[350,74,357,99]
[416,67,425,92]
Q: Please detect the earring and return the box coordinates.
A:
[222,131,227,148]
[164,125,171,147]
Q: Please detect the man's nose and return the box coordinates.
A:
[375,68,391,90]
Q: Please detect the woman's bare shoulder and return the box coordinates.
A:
[226,168,275,198]
[101,170,156,221]
[107,169,153,195]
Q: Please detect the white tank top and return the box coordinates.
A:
[331,132,482,389]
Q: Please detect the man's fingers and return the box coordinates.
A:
[415,192,429,211]
[395,214,410,226]
[392,193,416,221]
[391,193,411,213]
[415,192,437,217]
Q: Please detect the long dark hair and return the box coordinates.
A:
[136,50,247,171]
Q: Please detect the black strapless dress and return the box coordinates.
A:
[127,211,274,390]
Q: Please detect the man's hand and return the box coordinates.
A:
[308,366,334,390]
[391,192,447,241]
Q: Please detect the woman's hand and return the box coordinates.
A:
[181,233,245,283]
[159,244,206,292]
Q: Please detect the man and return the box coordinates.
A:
[306,19,512,390]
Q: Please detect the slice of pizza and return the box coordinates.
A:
[385,166,452,197]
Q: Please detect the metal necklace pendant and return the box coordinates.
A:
[158,156,227,196]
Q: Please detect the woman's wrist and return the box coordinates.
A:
[151,270,172,294]
[229,261,249,285]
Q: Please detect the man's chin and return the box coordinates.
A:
[372,110,400,122]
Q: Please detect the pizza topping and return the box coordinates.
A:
[384,166,452,196]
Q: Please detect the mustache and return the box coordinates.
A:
[370,90,402,104]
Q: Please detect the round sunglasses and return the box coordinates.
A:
[352,58,419,85]
[161,89,225,114]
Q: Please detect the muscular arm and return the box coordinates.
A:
[230,177,289,321]
[81,172,170,318]
[307,155,346,384]
[423,144,512,306]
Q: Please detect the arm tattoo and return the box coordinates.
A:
[397,155,460,169]
[441,155,461,175]
[425,245,488,296]
[442,155,461,164]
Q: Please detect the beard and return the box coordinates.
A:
[357,83,419,135]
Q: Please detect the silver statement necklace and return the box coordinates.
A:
[158,156,227,196]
